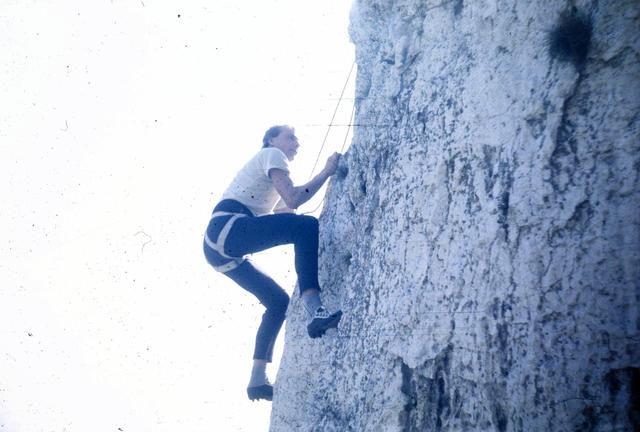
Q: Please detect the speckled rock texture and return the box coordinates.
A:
[271,1,640,431]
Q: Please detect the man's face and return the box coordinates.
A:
[270,127,300,161]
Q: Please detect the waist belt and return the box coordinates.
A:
[204,211,248,273]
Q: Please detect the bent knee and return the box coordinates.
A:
[298,215,318,235]
[267,292,290,316]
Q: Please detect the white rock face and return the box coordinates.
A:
[271,1,639,431]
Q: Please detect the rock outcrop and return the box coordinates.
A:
[271,1,640,430]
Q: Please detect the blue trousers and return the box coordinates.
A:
[203,200,320,362]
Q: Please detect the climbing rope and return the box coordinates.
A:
[308,61,356,180]
[301,62,356,215]
[340,101,356,154]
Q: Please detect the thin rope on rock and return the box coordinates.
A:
[309,61,356,180]
[301,62,356,216]
[340,102,356,154]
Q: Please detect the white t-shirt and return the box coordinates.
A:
[220,147,290,216]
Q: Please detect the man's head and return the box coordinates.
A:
[262,125,299,161]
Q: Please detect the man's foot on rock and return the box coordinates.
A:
[307,307,342,339]
[247,383,273,401]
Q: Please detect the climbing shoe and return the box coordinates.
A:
[307,307,342,339]
[247,383,273,401]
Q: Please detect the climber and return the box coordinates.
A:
[203,125,343,402]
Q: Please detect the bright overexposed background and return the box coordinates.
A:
[1,1,355,430]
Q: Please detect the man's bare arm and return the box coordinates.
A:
[270,152,341,209]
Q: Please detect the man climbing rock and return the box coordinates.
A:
[203,125,343,402]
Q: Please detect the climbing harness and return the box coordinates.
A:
[204,211,247,273]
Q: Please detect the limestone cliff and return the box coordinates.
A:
[271,1,639,431]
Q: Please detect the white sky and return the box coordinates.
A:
[1,1,355,430]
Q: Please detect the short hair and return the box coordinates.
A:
[262,125,287,148]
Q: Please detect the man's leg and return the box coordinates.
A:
[225,260,289,363]
[224,213,321,294]
[225,213,341,339]
[224,259,289,401]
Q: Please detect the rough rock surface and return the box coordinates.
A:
[271,1,640,431]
